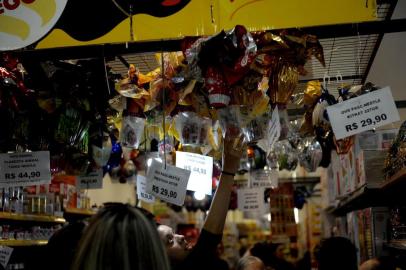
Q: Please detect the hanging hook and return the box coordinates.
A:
[336,71,344,84]
[323,71,330,89]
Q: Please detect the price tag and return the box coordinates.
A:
[250,169,278,188]
[136,175,155,203]
[0,246,13,269]
[237,188,265,212]
[176,151,213,195]
[146,159,190,206]
[267,107,281,149]
[0,151,51,187]
[77,170,103,189]
[327,87,400,140]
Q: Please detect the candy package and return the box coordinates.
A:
[120,115,145,149]
[174,111,211,146]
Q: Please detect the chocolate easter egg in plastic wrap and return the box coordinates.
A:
[273,140,298,171]
[268,60,299,105]
[297,137,322,172]
[312,90,336,137]
[333,135,354,155]
[174,111,211,146]
[288,119,302,148]
[91,132,112,167]
[120,115,145,149]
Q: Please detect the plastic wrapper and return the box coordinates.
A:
[304,80,322,107]
[198,25,257,86]
[174,111,211,146]
[103,137,123,177]
[272,140,298,171]
[247,145,267,170]
[312,90,336,137]
[333,135,354,155]
[242,116,268,144]
[184,37,208,81]
[147,78,178,115]
[208,120,222,151]
[217,105,243,137]
[268,60,299,105]
[54,107,90,154]
[297,137,322,172]
[91,131,112,168]
[205,66,231,108]
[288,119,302,148]
[120,115,145,149]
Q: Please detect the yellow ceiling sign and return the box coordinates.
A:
[36,0,376,50]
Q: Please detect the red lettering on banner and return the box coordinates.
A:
[3,0,20,10]
[0,0,35,15]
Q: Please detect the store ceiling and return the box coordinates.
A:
[104,1,398,118]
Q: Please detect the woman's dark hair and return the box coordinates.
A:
[71,203,170,270]
[314,237,358,270]
[45,220,87,270]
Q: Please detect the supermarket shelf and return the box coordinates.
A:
[64,208,96,216]
[0,212,66,223]
[0,239,48,246]
[329,185,382,216]
[385,241,406,251]
[381,168,406,190]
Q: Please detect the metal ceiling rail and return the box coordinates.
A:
[361,0,398,84]
[15,17,406,61]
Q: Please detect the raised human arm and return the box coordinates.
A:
[203,133,245,234]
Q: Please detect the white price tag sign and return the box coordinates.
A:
[327,87,400,140]
[250,169,278,188]
[237,188,265,212]
[137,175,155,203]
[176,151,213,195]
[0,246,13,269]
[146,159,190,206]
[77,170,103,189]
[0,151,51,187]
[267,107,281,149]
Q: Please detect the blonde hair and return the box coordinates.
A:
[236,256,265,270]
[71,203,170,270]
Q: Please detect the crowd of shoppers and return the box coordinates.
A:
[42,131,399,270]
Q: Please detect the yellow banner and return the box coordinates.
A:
[34,0,376,50]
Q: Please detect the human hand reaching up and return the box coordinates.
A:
[222,132,246,176]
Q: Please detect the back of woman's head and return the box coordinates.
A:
[72,203,170,270]
[315,237,357,270]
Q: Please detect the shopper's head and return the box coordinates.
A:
[315,237,357,270]
[236,256,266,270]
[360,257,396,270]
[46,220,87,270]
[157,224,192,263]
[72,203,170,270]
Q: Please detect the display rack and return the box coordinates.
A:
[327,185,382,216]
[64,208,96,217]
[385,240,406,251]
[0,239,48,247]
[381,168,406,190]
[0,212,66,223]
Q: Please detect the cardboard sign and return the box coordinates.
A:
[0,0,68,50]
[237,188,265,212]
[136,175,155,203]
[0,246,13,269]
[77,170,103,189]
[146,159,190,206]
[250,169,278,188]
[0,151,51,187]
[267,107,281,149]
[176,151,213,195]
[327,87,400,140]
